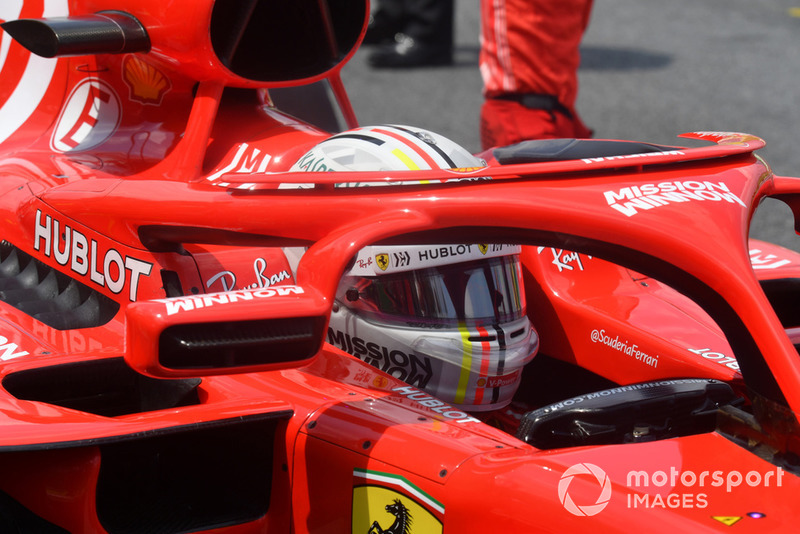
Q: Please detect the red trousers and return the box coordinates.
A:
[480,0,594,149]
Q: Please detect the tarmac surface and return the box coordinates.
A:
[340,0,800,249]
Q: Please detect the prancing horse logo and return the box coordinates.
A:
[368,499,412,534]
[376,253,390,271]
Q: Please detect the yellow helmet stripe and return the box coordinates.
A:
[454,322,472,404]
[392,148,421,170]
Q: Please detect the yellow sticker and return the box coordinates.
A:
[352,486,443,534]
[712,516,742,527]
[375,253,390,271]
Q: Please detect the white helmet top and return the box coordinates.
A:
[289,124,485,172]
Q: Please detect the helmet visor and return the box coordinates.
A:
[340,255,526,325]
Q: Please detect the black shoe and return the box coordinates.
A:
[362,13,402,45]
[368,34,453,68]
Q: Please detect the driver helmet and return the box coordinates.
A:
[291,125,538,411]
[289,124,484,172]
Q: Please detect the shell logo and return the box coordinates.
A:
[50,78,121,153]
[558,463,612,516]
[447,166,485,173]
[372,375,390,389]
[122,55,171,105]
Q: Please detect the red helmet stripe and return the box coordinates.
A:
[373,127,440,169]
[474,325,492,404]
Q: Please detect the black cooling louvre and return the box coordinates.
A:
[0,241,119,330]
[209,0,366,81]
[159,316,325,370]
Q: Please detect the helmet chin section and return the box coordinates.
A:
[327,306,538,411]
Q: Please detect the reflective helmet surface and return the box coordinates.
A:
[289,124,483,172]
[331,244,538,411]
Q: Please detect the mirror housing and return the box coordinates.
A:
[125,285,329,378]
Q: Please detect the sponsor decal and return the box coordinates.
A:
[583,150,685,165]
[351,368,392,390]
[447,166,485,173]
[603,180,745,217]
[33,209,153,301]
[476,370,519,388]
[352,244,519,275]
[352,469,443,534]
[30,319,105,355]
[156,285,304,316]
[541,379,712,413]
[558,462,783,515]
[537,246,592,272]
[390,250,411,269]
[327,329,433,389]
[750,248,792,270]
[391,386,480,423]
[293,152,333,173]
[206,257,291,292]
[419,244,479,262]
[405,322,448,329]
[122,55,171,105]
[590,328,659,368]
[688,347,740,371]
[51,78,121,152]
[356,256,374,270]
[0,333,28,361]
[206,142,272,183]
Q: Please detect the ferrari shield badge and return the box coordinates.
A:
[376,253,390,271]
[352,469,443,533]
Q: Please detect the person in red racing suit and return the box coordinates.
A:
[480,0,594,149]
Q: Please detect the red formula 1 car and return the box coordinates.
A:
[2,1,800,532]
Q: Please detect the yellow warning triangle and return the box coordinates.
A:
[712,516,742,527]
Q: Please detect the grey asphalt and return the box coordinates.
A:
[340,0,800,249]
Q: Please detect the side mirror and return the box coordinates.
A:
[125,285,329,378]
